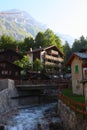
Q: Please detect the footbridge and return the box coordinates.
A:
[14,79,69,99]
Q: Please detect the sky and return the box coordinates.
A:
[0,0,87,38]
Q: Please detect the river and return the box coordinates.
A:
[3,103,64,130]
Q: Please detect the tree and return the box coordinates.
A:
[43,29,63,52]
[0,35,16,50]
[33,58,43,71]
[14,55,32,75]
[72,35,87,53]
[63,41,72,73]
[63,41,72,65]
[54,34,63,52]
[35,32,45,48]
[24,37,34,50]
[45,64,54,75]
[43,29,55,46]
[19,37,34,52]
[72,39,81,52]
[0,35,14,44]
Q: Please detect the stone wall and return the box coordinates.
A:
[0,79,18,114]
[58,100,87,130]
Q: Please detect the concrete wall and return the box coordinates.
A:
[0,79,18,114]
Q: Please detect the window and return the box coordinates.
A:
[5,71,8,75]
[75,65,79,73]
[15,72,18,76]
[1,70,8,75]
[2,71,5,75]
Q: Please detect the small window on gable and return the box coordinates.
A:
[75,65,79,73]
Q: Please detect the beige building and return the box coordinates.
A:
[67,52,87,95]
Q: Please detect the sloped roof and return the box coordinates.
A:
[67,52,87,66]
[27,45,63,56]
[0,49,23,62]
[44,45,63,56]
[0,60,23,70]
[79,48,87,53]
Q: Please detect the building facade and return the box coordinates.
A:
[67,52,87,95]
[27,45,64,75]
[0,49,23,80]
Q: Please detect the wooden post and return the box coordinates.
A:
[0,125,4,130]
[49,122,54,130]
[82,104,85,120]
[38,123,42,130]
[38,95,41,104]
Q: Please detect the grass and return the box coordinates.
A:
[62,87,85,103]
[62,87,86,119]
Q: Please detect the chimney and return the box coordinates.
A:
[30,48,32,52]
[16,46,18,53]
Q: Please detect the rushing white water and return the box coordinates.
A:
[4,103,63,130]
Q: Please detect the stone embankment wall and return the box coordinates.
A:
[58,100,87,130]
[0,79,18,114]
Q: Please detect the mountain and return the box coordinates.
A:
[0,9,74,45]
[0,9,46,40]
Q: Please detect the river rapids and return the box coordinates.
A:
[2,103,64,130]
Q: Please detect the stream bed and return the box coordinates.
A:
[2,103,64,130]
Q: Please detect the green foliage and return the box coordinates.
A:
[19,37,35,53]
[63,41,72,74]
[33,58,43,71]
[45,64,54,74]
[43,29,62,51]
[0,35,16,50]
[63,41,72,64]
[0,28,63,53]
[14,55,32,74]
[35,32,45,48]
[72,35,87,52]
[34,29,63,52]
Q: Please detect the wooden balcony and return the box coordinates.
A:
[51,50,58,55]
[45,54,63,62]
[45,61,60,67]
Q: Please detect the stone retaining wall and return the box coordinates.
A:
[0,79,18,114]
[58,100,87,130]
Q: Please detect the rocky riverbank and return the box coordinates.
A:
[58,100,87,130]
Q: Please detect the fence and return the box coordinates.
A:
[15,79,69,85]
[59,93,87,120]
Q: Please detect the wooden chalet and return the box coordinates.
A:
[0,49,23,80]
[27,45,64,74]
[0,61,22,79]
[0,49,23,62]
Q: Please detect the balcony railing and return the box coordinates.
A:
[51,50,58,55]
[45,54,63,62]
[45,61,58,67]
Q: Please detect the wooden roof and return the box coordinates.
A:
[0,60,23,70]
[0,49,23,62]
[27,45,63,57]
[67,52,87,66]
[79,48,87,53]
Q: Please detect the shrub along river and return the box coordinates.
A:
[2,103,64,130]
